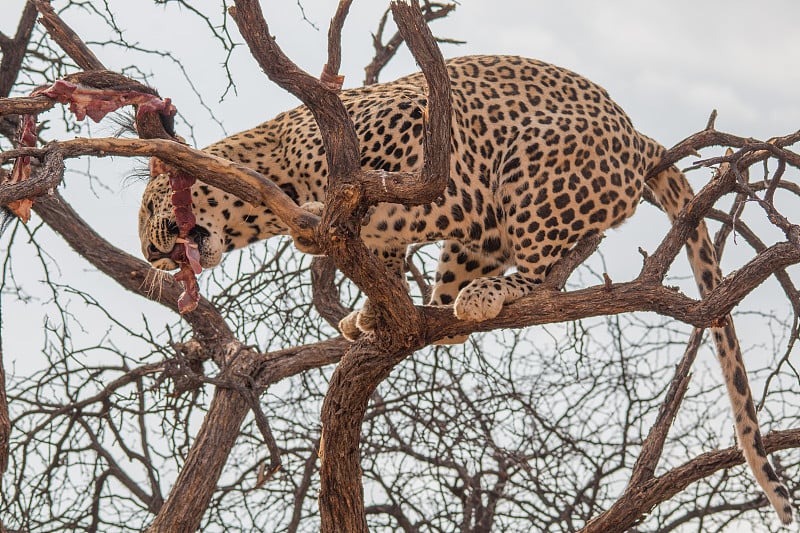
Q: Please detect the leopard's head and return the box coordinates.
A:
[138,172,221,270]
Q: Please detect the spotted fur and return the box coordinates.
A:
[138,55,792,522]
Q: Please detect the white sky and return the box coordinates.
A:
[4,0,794,272]
[2,2,799,530]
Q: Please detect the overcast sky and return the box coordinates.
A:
[104,1,800,146]
[2,0,798,388]
[5,1,796,143]
[2,3,799,529]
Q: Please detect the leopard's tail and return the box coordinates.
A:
[645,158,793,524]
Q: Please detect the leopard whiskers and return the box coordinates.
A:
[141,267,170,302]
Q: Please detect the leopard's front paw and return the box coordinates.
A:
[338,310,362,341]
[355,302,377,332]
[338,301,378,341]
[453,280,505,322]
[299,201,325,216]
[290,202,326,254]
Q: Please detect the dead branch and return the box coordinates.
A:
[0,146,62,205]
[629,329,703,487]
[0,1,38,97]
[1,138,318,242]
[580,428,800,533]
[420,240,800,342]
[320,0,351,91]
[646,126,800,181]
[364,1,460,85]
[310,256,351,328]
[0,95,56,116]
[33,0,104,71]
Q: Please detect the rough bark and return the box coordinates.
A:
[144,350,256,533]
[229,2,451,531]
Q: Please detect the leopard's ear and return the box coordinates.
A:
[279,183,300,204]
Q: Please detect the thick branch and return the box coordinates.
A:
[229,0,451,209]
[359,1,451,206]
[0,139,318,241]
[146,337,348,533]
[321,0,352,89]
[314,3,450,529]
[0,95,56,116]
[421,240,800,342]
[0,148,63,205]
[254,337,349,388]
[145,355,254,533]
[310,256,351,328]
[228,0,418,327]
[229,0,363,186]
[228,3,452,532]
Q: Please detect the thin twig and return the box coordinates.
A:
[629,328,703,487]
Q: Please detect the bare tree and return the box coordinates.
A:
[1,1,799,532]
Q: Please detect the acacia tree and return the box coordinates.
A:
[1,1,800,532]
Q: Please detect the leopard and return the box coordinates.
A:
[138,55,792,523]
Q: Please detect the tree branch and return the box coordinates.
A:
[420,239,800,343]
[310,256,351,328]
[32,0,105,72]
[0,1,39,98]
[364,1,459,85]
[320,0,351,91]
[629,328,703,487]
[0,138,318,241]
[580,428,800,533]
[32,191,226,338]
